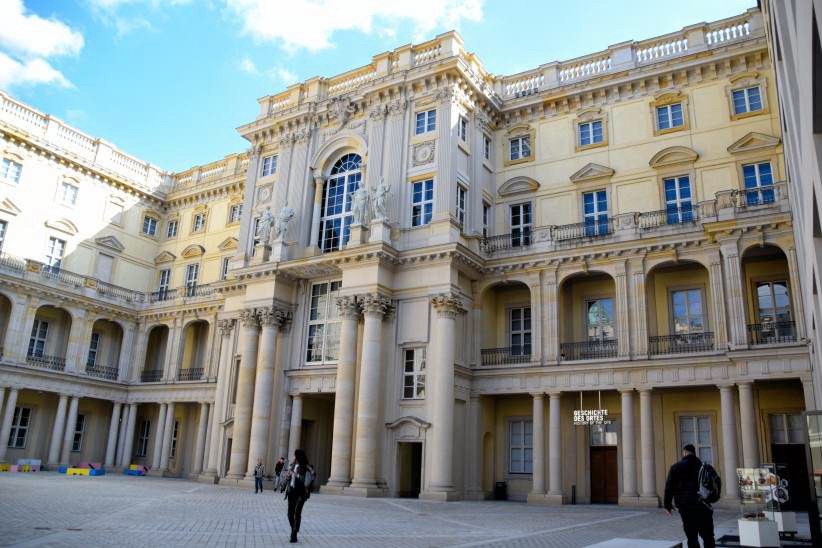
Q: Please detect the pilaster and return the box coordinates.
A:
[615,261,631,359]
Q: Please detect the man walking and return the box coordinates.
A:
[664,444,721,548]
[253,457,265,494]
[274,456,285,491]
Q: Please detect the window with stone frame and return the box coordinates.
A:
[411,178,434,227]
[192,212,206,233]
[415,109,436,134]
[671,289,705,334]
[319,154,361,252]
[28,318,48,357]
[87,332,101,366]
[402,347,426,399]
[136,419,150,457]
[458,115,468,141]
[1,157,22,184]
[142,215,158,237]
[578,120,604,147]
[7,407,32,448]
[71,414,85,452]
[305,280,342,364]
[0,219,7,252]
[732,85,763,115]
[45,236,66,269]
[656,103,684,130]
[261,155,278,177]
[166,219,178,238]
[509,135,531,161]
[508,418,533,474]
[228,203,243,224]
[456,184,467,227]
[221,257,230,280]
[60,181,79,206]
[484,136,491,160]
[769,413,803,444]
[679,415,713,464]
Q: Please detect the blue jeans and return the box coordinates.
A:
[255,477,263,492]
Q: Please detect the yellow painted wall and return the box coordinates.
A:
[647,263,712,336]
[560,274,615,342]
[742,253,791,324]
[481,284,530,348]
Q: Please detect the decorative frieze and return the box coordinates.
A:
[411,140,436,167]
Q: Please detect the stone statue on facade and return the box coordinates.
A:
[274,205,295,241]
[257,206,275,245]
[351,186,370,225]
[330,96,356,129]
[372,178,390,221]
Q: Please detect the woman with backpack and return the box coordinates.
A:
[284,449,314,543]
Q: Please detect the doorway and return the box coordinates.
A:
[398,442,423,498]
[589,422,618,504]
[770,412,812,510]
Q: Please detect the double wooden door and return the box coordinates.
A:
[590,446,618,504]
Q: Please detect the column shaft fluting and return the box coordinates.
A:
[327,297,359,487]
[548,392,562,496]
[105,401,123,467]
[245,309,282,476]
[47,394,68,466]
[60,396,80,465]
[531,393,545,495]
[719,385,740,500]
[227,310,260,478]
[639,389,656,498]
[621,390,637,497]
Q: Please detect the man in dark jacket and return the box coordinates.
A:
[664,444,716,548]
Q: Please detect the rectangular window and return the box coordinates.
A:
[483,136,491,160]
[732,86,763,115]
[458,116,468,141]
[482,202,490,238]
[411,179,434,227]
[252,217,261,250]
[0,219,7,252]
[87,332,100,366]
[261,155,278,177]
[136,420,150,457]
[769,413,804,444]
[509,136,531,161]
[742,162,774,205]
[170,420,179,458]
[45,236,66,269]
[158,268,170,294]
[415,109,436,134]
[221,257,230,280]
[756,280,793,343]
[586,298,615,340]
[510,203,532,247]
[583,190,609,236]
[663,175,693,224]
[656,103,684,130]
[305,281,342,363]
[509,307,532,356]
[185,263,199,296]
[7,407,32,448]
[679,415,713,464]
[402,348,426,399]
[28,319,48,358]
[1,158,22,184]
[61,182,79,205]
[456,185,467,227]
[590,422,618,446]
[671,289,704,334]
[166,219,178,238]
[142,216,157,236]
[71,414,85,452]
[192,213,205,232]
[579,120,604,146]
[229,204,243,224]
[508,419,533,474]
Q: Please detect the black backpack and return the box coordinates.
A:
[698,463,721,505]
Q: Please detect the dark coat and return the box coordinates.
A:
[664,454,703,510]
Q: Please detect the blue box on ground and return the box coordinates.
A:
[88,468,105,476]
[57,465,68,474]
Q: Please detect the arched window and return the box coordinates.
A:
[319,153,362,252]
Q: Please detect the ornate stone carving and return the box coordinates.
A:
[279,133,296,147]
[369,104,387,119]
[431,293,466,318]
[360,293,392,317]
[372,178,390,221]
[239,308,259,328]
[435,86,456,104]
[351,186,370,225]
[256,185,272,203]
[388,98,408,116]
[336,295,360,318]
[329,96,355,128]
[217,319,235,336]
[294,127,312,144]
[274,205,295,240]
[412,140,436,166]
[258,306,286,328]
[247,143,264,158]
[257,206,274,244]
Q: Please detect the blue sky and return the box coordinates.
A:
[0,0,755,172]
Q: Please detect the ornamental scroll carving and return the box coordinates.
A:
[336,295,360,318]
[239,308,260,328]
[360,293,393,317]
[258,306,288,328]
[412,141,436,167]
[431,293,466,318]
[217,319,235,336]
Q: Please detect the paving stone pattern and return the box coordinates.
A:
[0,473,741,547]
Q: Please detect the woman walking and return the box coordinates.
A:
[284,449,314,543]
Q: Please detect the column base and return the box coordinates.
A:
[419,489,462,501]
[344,483,386,498]
[320,482,349,495]
[531,493,565,505]
[218,476,255,489]
[147,469,166,477]
[464,489,488,501]
[619,495,659,507]
[197,473,219,484]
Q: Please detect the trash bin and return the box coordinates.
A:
[494,481,507,500]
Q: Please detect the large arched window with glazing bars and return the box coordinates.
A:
[318,153,362,252]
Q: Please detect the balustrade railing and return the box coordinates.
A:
[480,232,533,254]
[26,353,66,371]
[96,280,144,302]
[748,322,797,345]
[638,206,698,229]
[85,363,119,380]
[178,367,204,381]
[560,339,617,361]
[554,219,614,242]
[40,265,85,286]
[648,332,714,355]
[480,347,532,366]
[0,252,25,273]
[141,370,164,383]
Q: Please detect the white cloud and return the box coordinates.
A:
[272,67,297,85]
[0,0,83,88]
[224,0,483,52]
[87,0,192,36]
[239,57,259,74]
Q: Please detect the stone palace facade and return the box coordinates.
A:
[0,6,815,505]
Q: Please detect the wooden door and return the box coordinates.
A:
[590,446,618,504]
[771,443,811,511]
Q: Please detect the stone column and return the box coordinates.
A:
[163,318,183,381]
[0,388,5,430]
[104,401,123,467]
[707,251,729,351]
[720,241,748,348]
[309,175,324,251]
[466,393,484,499]
[738,382,759,468]
[326,296,360,490]
[530,277,543,364]
[620,389,638,499]
[287,394,303,459]
[245,307,284,477]
[130,323,148,382]
[151,403,168,470]
[0,387,17,463]
[204,319,234,477]
[420,293,464,501]
[227,309,260,479]
[547,391,563,501]
[15,300,39,364]
[349,294,392,496]
[202,404,212,472]
[639,389,657,500]
[192,402,209,476]
[47,393,68,467]
[116,404,129,466]
[719,384,740,501]
[160,402,176,471]
[64,309,90,373]
[120,403,138,467]
[630,258,648,358]
[615,262,631,359]
[543,270,559,363]
[116,323,136,382]
[434,87,456,221]
[529,393,546,500]
[60,396,80,464]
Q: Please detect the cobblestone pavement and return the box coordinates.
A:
[0,473,744,547]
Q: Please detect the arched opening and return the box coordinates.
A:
[741,245,796,344]
[559,271,617,361]
[318,153,362,253]
[85,319,123,380]
[0,293,11,359]
[142,325,169,382]
[179,320,209,381]
[26,305,72,370]
[645,260,714,354]
[480,281,533,366]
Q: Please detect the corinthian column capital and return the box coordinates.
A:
[217,319,235,336]
[431,292,466,318]
[258,306,287,329]
[336,295,361,319]
[360,293,392,318]
[239,308,260,329]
